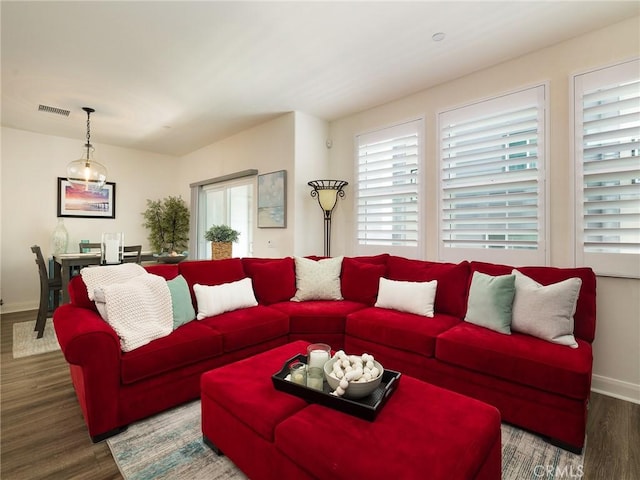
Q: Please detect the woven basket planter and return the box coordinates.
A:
[211,242,232,260]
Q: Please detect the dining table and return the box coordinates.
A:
[53,251,156,304]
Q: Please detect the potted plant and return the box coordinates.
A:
[204,224,240,260]
[142,196,190,259]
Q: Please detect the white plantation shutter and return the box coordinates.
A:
[356,120,422,256]
[574,59,640,278]
[439,86,547,265]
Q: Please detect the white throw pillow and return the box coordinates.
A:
[511,269,582,348]
[194,278,258,320]
[374,277,437,317]
[291,256,344,301]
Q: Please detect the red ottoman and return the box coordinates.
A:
[201,341,501,480]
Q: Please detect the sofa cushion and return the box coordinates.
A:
[120,320,223,384]
[200,341,310,442]
[340,257,386,305]
[276,375,501,480]
[179,258,246,305]
[435,321,593,399]
[470,262,596,343]
[68,275,99,311]
[197,305,289,353]
[375,277,437,317]
[386,256,470,318]
[193,278,258,319]
[346,307,461,358]
[292,256,344,301]
[166,275,196,329]
[144,264,180,280]
[512,269,581,348]
[242,257,296,304]
[464,271,515,334]
[345,253,389,265]
[270,300,366,334]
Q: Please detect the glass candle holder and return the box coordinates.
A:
[307,343,331,370]
[306,366,324,391]
[289,361,307,385]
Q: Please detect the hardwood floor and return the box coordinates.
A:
[1,311,121,480]
[1,310,638,479]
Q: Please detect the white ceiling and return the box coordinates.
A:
[2,1,638,156]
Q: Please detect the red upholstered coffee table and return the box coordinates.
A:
[201,341,501,480]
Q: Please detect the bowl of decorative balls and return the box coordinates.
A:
[323,351,384,399]
[154,252,188,264]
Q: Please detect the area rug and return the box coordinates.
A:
[107,401,246,480]
[12,320,60,359]
[107,400,585,480]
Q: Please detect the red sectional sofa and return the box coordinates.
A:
[52,254,596,453]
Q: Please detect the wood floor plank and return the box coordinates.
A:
[1,310,638,479]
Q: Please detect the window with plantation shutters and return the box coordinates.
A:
[439,85,547,265]
[355,119,422,257]
[574,59,640,278]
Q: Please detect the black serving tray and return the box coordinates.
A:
[271,354,401,421]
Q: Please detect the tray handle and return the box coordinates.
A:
[275,354,307,377]
[382,372,401,401]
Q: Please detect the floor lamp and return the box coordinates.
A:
[308,180,348,257]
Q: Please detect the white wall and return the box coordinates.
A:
[178,111,331,258]
[0,127,178,312]
[178,113,297,258]
[327,16,640,402]
[293,111,330,256]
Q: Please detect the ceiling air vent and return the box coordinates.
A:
[38,104,70,117]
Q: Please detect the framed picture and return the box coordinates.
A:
[57,177,116,219]
[257,170,286,228]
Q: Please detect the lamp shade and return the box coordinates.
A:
[318,189,338,211]
[307,180,348,213]
[67,145,107,191]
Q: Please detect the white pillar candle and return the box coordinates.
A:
[289,362,307,385]
[308,349,329,369]
[306,367,324,391]
[105,239,120,264]
[307,376,324,390]
[291,371,305,385]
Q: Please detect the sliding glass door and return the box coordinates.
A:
[196,178,253,259]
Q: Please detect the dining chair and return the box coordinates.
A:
[123,245,142,264]
[30,245,62,338]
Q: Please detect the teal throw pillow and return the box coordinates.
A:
[167,275,196,329]
[464,271,516,334]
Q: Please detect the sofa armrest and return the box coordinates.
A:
[54,304,121,365]
[53,304,123,440]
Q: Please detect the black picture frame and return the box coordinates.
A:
[57,177,116,219]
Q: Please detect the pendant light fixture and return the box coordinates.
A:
[66,107,107,191]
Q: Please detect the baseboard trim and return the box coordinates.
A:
[591,374,640,404]
[0,302,38,315]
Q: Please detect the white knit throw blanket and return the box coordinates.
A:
[81,263,147,300]
[82,264,173,352]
